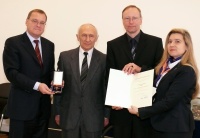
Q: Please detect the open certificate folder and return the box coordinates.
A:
[105,69,154,108]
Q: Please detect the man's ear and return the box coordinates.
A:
[96,35,99,42]
[76,34,80,41]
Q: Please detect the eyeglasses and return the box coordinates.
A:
[123,17,140,22]
[30,19,46,26]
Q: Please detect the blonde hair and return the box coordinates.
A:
[155,28,199,98]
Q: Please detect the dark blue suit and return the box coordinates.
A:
[139,64,195,138]
[3,32,55,137]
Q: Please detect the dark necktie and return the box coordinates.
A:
[130,39,137,59]
[80,52,88,87]
[33,40,43,68]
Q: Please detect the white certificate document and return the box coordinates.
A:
[105,69,154,108]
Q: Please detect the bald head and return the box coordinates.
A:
[77,23,98,36]
[76,23,98,51]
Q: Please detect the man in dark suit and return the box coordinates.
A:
[106,5,163,138]
[3,9,55,138]
[53,24,106,138]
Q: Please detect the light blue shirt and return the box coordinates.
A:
[26,32,42,91]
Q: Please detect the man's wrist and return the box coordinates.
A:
[34,82,40,91]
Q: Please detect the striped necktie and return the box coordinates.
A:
[130,38,137,59]
[33,40,43,68]
[80,52,88,87]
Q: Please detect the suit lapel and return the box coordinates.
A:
[158,64,180,85]
[120,34,133,61]
[134,31,148,61]
[41,38,49,68]
[70,48,81,87]
[21,33,40,65]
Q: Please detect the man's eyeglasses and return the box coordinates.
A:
[30,19,46,26]
[123,17,140,22]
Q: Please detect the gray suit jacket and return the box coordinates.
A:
[54,47,106,132]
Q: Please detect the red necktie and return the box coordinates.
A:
[33,40,43,68]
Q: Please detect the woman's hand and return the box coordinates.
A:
[128,106,139,116]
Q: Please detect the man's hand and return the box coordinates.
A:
[112,106,123,110]
[123,63,141,74]
[38,83,54,95]
[104,118,109,127]
[55,115,60,125]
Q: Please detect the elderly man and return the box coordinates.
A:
[53,24,106,138]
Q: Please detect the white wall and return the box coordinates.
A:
[1,0,200,84]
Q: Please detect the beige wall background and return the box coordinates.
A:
[0,0,200,87]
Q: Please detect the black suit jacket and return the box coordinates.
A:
[53,47,106,132]
[139,64,195,133]
[3,32,55,120]
[106,31,163,125]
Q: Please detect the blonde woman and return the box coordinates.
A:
[124,28,199,138]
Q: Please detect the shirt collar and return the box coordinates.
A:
[79,47,93,57]
[26,31,41,43]
[127,31,141,43]
[168,59,181,69]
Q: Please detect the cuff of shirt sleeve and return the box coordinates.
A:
[33,82,40,91]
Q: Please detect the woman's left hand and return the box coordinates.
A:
[128,106,138,115]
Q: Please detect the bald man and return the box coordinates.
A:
[53,24,106,138]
